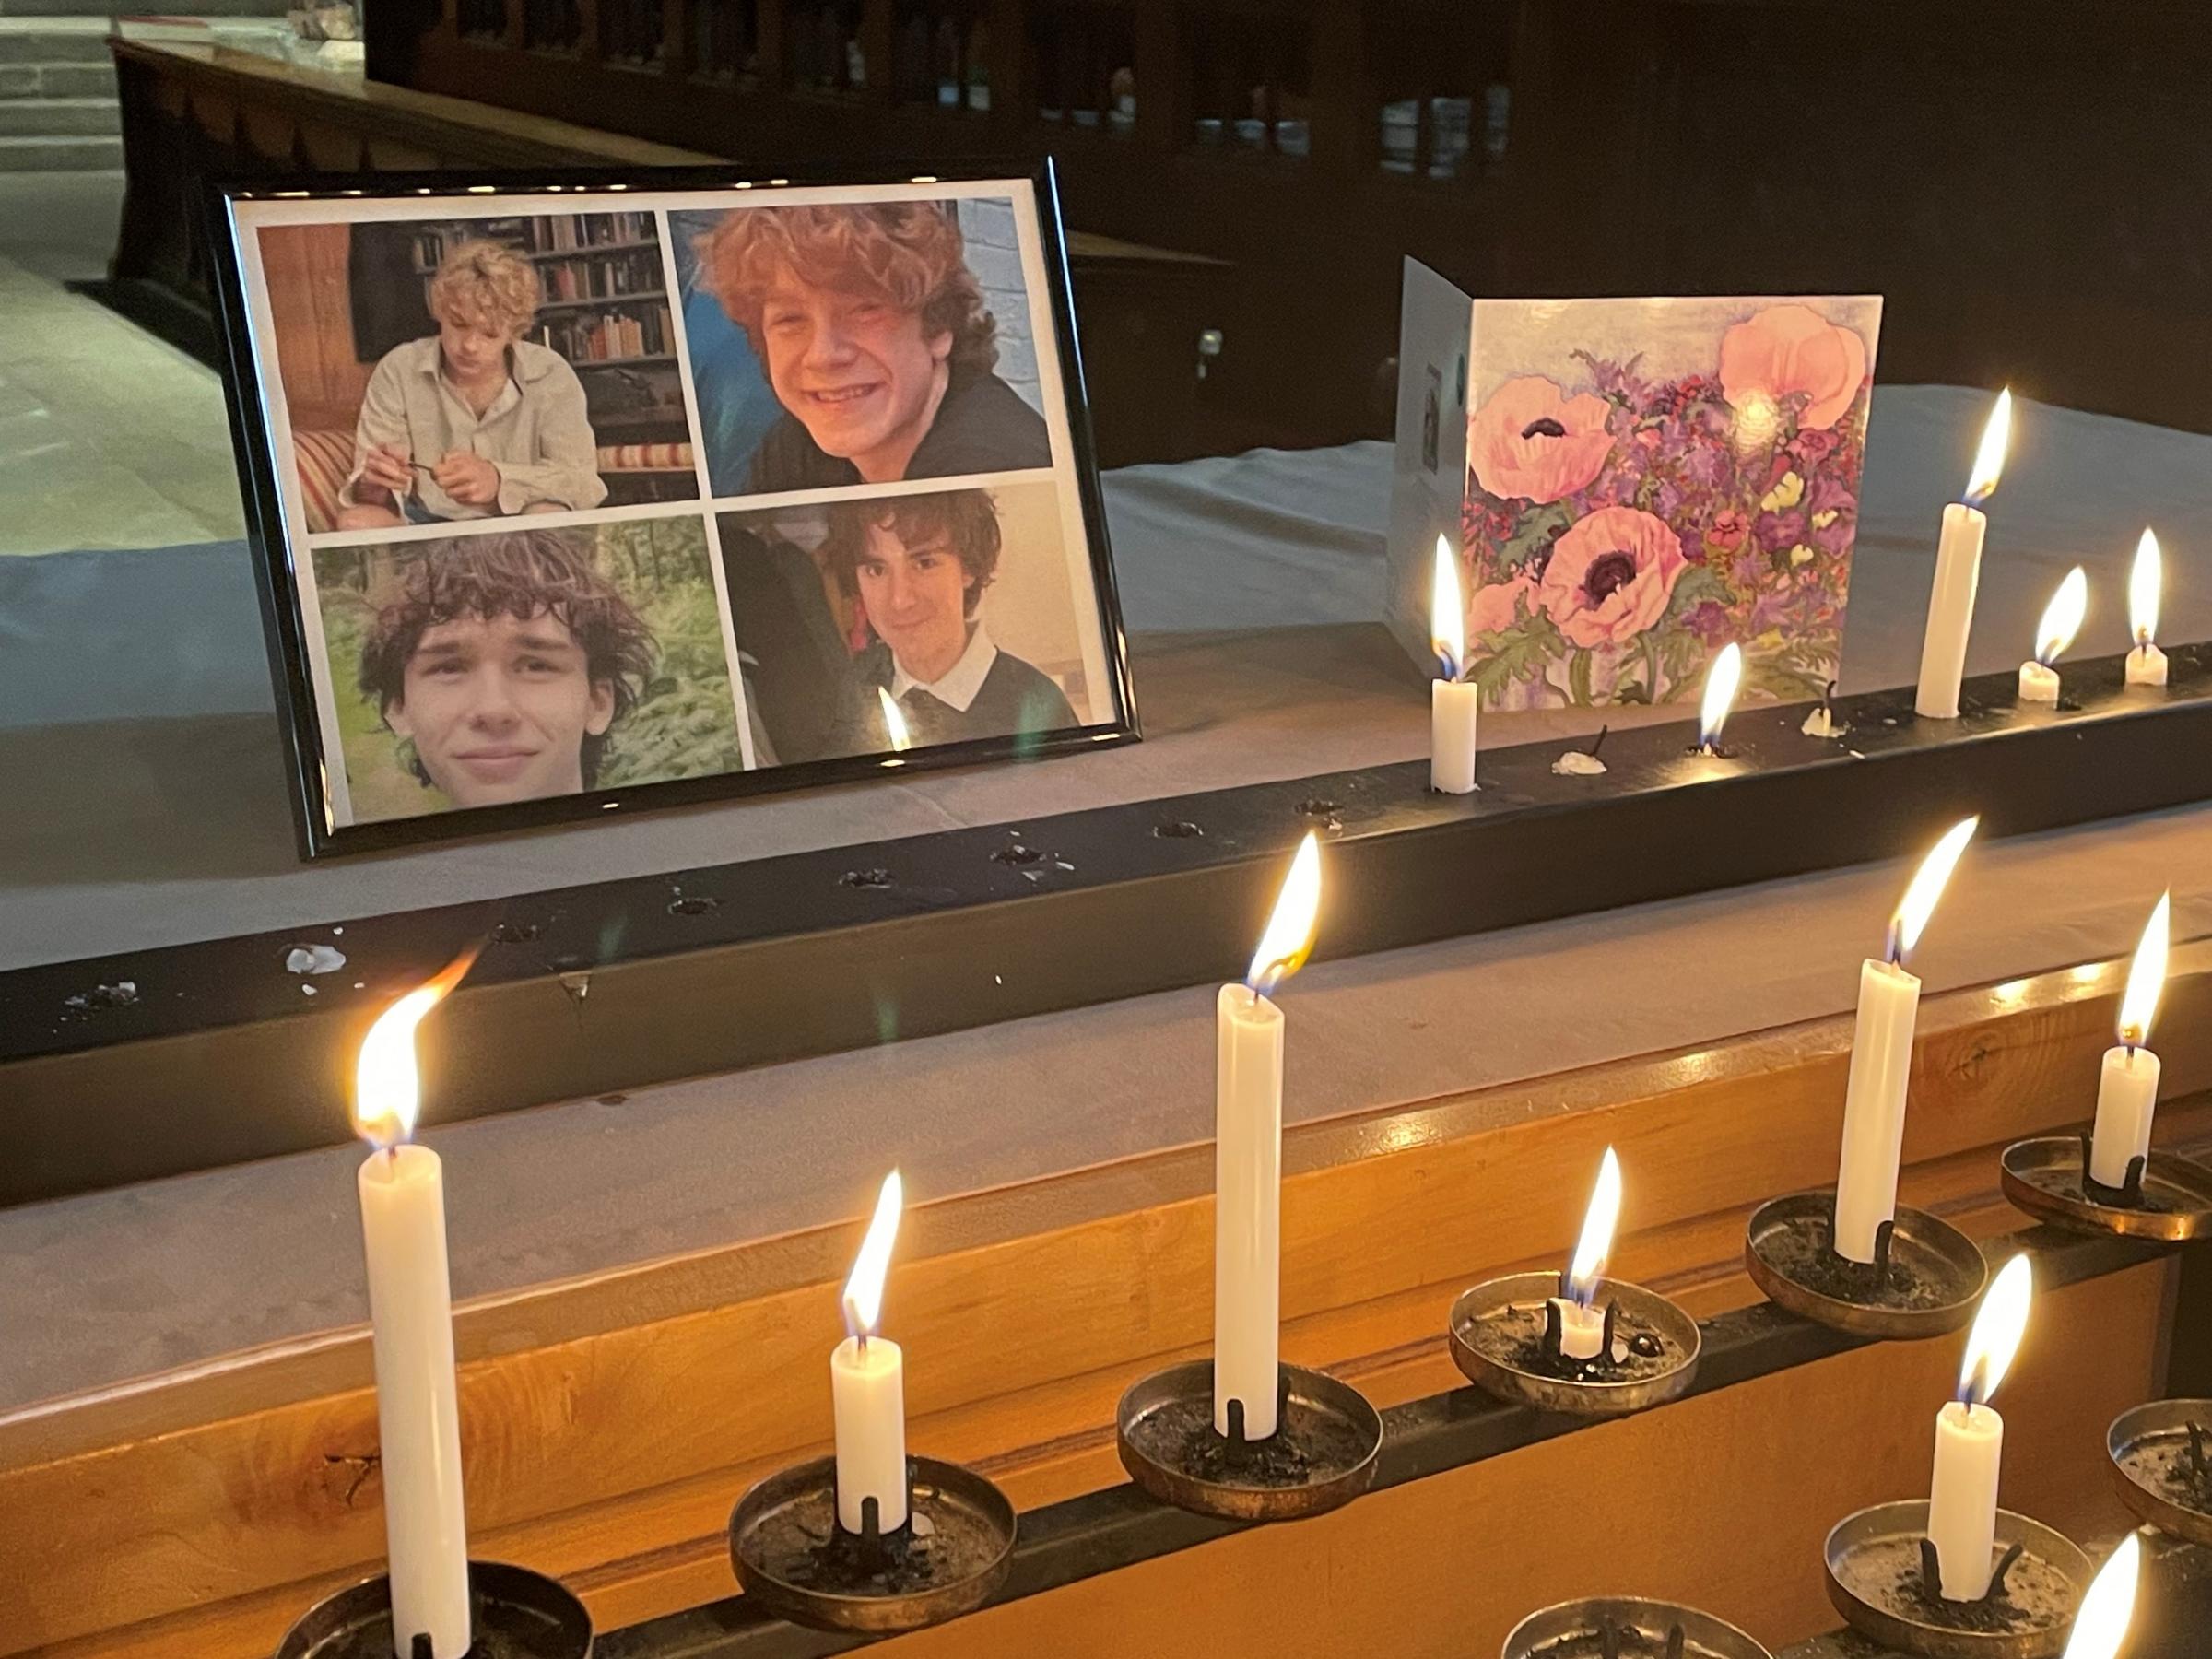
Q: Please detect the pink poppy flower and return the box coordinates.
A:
[1539,506,1688,649]
[1466,376,1615,504]
[1717,305,1868,432]
[1466,575,1533,638]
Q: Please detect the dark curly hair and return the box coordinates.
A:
[357,530,656,789]
[696,201,999,374]
[818,488,1002,621]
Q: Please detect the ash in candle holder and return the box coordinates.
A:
[1500,1596,1772,1659]
[1999,1135,2212,1241]
[276,1561,591,1659]
[2108,1399,2212,1547]
[1824,1500,2090,1659]
[725,1454,1015,1635]
[1447,1271,1699,1416]
[1114,1359,1382,1522]
[1745,1192,1987,1340]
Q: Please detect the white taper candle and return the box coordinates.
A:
[1216,982,1284,1438]
[1916,502,1987,720]
[1834,957,1920,1262]
[359,1145,472,1659]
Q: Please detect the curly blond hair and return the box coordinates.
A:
[427,238,542,336]
[696,202,997,373]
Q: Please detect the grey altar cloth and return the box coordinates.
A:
[4,386,2212,1412]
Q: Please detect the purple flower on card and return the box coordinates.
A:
[1684,600,1733,645]
[1758,509,1808,551]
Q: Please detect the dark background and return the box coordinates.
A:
[362,0,2212,460]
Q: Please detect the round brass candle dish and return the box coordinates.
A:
[1447,1271,1700,1416]
[1823,1500,2091,1659]
[1113,1359,1382,1522]
[1500,1596,1773,1659]
[2107,1398,2212,1547]
[726,1454,1016,1635]
[1744,1192,1987,1339]
[1998,1136,2212,1240]
[276,1561,592,1659]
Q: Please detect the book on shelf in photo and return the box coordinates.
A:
[538,300,674,363]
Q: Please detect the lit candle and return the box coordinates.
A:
[2018,566,2087,704]
[1916,389,2011,720]
[1833,818,1979,1263]
[2062,1533,2140,1659]
[1695,641,1743,756]
[832,1170,908,1534]
[2089,893,2170,1189]
[1928,1254,2033,1600]
[352,957,477,1659]
[1216,831,1323,1441]
[1430,535,1478,794]
[2127,529,2168,688]
[1549,1147,1622,1360]
[877,687,912,757]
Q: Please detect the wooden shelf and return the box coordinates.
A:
[7,940,2211,1656]
[537,288,667,310]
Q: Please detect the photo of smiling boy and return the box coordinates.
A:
[355,530,654,808]
[694,202,1053,494]
[824,489,1076,747]
[339,239,608,528]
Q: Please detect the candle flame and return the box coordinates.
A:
[2033,566,2088,667]
[1964,388,2011,506]
[2129,528,2161,650]
[352,948,478,1150]
[1959,1253,2032,1409]
[1565,1146,1623,1307]
[877,687,912,754]
[2118,891,2170,1049]
[1888,816,1978,965]
[841,1169,903,1338]
[1246,832,1323,994]
[2061,1533,2139,1659]
[1698,642,1743,749]
[1431,535,1466,682]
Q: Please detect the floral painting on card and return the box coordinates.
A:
[1456,295,1882,710]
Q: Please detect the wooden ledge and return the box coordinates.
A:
[6,939,2210,1654]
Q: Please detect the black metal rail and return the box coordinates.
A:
[594,1225,2183,1658]
[10,644,2212,1207]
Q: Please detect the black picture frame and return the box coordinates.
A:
[204,159,1138,859]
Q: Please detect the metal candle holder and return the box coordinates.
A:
[725,1455,1016,1635]
[1999,1135,2212,1240]
[1500,1596,1772,1659]
[1744,1191,1988,1339]
[1113,1359,1382,1522]
[2108,1398,2212,1546]
[275,1561,592,1659]
[1823,1500,2091,1659]
[1447,1270,1700,1416]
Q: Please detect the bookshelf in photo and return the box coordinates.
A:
[408,212,694,504]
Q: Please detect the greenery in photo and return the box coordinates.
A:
[314,518,743,822]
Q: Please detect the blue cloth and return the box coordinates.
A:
[0,540,272,730]
[666,213,784,497]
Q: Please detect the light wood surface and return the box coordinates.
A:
[6,941,2209,1655]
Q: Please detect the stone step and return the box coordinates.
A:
[0,58,114,94]
[0,92,113,132]
[0,18,113,64]
[0,130,121,168]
